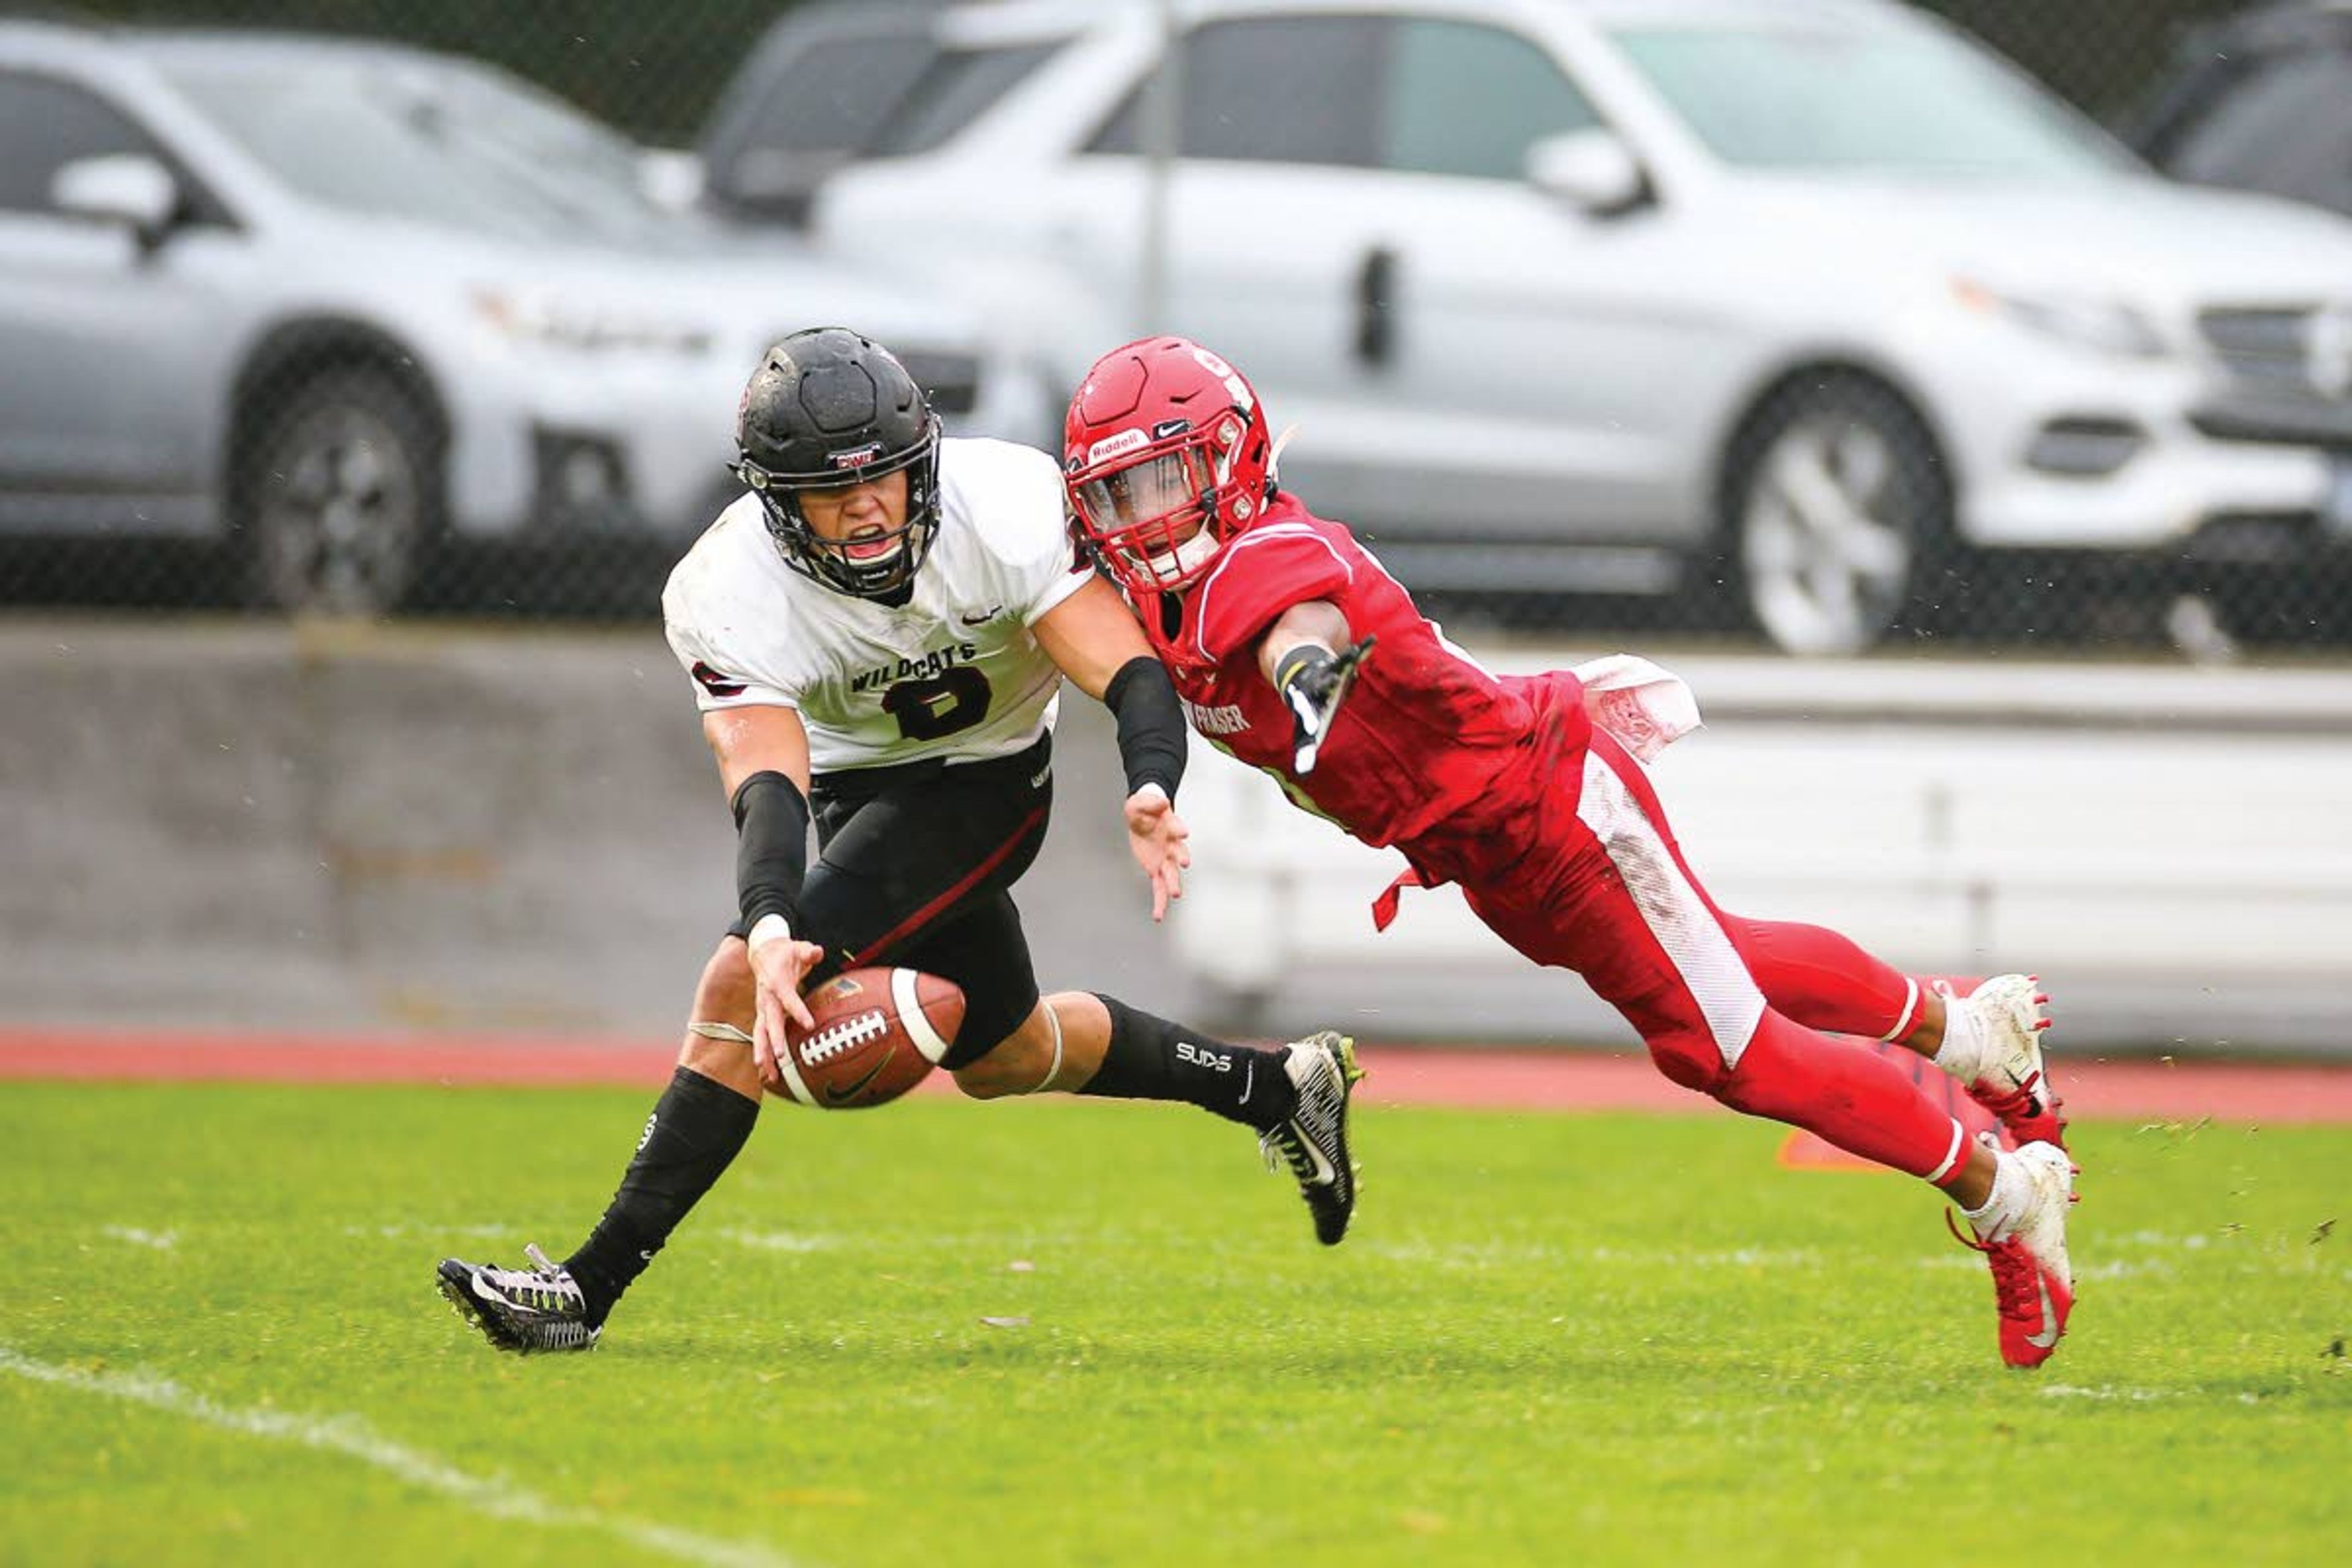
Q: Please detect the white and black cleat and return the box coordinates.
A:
[436,1244,601,1354]
[1259,1032,1365,1246]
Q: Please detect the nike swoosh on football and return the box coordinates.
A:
[823,1050,895,1105]
[2025,1278,2062,1349]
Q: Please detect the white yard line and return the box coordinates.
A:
[2036,1384,2176,1402]
[0,1347,802,1568]
[714,1229,835,1253]
[100,1226,179,1250]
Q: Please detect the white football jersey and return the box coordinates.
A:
[663,437,1095,774]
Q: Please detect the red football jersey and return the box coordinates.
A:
[1140,494,1590,884]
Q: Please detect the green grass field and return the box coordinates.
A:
[3,1082,2346,1567]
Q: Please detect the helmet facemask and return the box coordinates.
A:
[1065,336,1273,598]
[734,327,944,602]
[1068,412,1257,595]
[733,412,942,600]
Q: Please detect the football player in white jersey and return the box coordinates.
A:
[437,329,1364,1354]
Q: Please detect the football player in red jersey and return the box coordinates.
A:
[1065,336,2078,1368]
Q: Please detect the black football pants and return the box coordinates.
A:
[727,732,1053,1067]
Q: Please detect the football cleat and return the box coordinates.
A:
[1951,1140,2077,1369]
[1259,1032,1365,1246]
[1943,974,2068,1152]
[436,1243,601,1355]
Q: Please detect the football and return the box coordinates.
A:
[774,967,963,1110]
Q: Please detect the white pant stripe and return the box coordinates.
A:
[1576,749,1766,1071]
[1879,977,1922,1042]
[1924,1117,1968,1185]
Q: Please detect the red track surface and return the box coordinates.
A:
[2,1028,2346,1123]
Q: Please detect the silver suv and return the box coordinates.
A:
[799,0,2352,653]
[0,20,1034,613]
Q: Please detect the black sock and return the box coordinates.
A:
[1077,995,1297,1129]
[564,1068,758,1323]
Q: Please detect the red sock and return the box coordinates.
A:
[1716,1011,1966,1181]
[1722,916,1921,1041]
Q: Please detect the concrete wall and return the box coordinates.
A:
[0,616,1190,1038]
[4,619,2347,1054]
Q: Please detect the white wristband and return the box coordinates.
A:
[746,913,793,952]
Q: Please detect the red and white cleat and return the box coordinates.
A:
[1952,1140,2077,1368]
[1942,974,2068,1152]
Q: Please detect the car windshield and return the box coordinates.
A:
[1610,23,2138,176]
[158,51,685,245]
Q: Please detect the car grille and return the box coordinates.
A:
[893,349,983,417]
[2199,305,2345,398]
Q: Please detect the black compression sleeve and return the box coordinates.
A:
[729,771,810,929]
[1102,655,1188,799]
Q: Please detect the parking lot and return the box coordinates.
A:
[9,2,2352,651]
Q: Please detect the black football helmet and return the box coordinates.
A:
[733,327,943,598]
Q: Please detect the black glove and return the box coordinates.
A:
[1273,635,1375,775]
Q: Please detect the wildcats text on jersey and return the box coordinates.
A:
[850,641,981,693]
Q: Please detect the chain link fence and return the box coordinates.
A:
[7,0,2348,655]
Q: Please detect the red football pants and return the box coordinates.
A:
[1459,729,1968,1183]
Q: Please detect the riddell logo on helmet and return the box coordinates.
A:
[827,443,883,470]
[1086,428,1149,465]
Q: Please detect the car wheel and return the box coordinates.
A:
[1721,374,1950,656]
[238,369,435,615]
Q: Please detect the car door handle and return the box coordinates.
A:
[1354,245,1396,368]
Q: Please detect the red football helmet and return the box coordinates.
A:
[1063,336,1273,594]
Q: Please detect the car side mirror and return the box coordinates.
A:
[710,147,850,227]
[51,153,179,247]
[1525,129,1649,217]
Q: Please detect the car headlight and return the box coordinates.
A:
[472,288,714,356]
[1952,277,2165,359]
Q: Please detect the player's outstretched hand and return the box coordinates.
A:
[1123,782,1190,922]
[747,933,825,1095]
[1276,635,1376,775]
